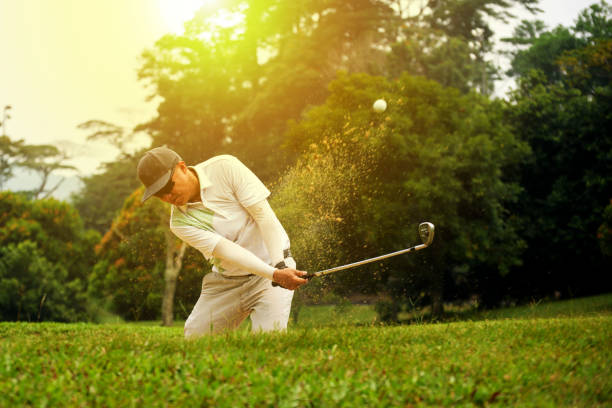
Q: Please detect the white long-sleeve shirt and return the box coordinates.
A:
[169,155,290,279]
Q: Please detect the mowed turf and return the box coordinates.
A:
[1,298,611,407]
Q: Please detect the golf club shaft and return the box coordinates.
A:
[272,222,434,287]
[307,243,428,279]
[272,244,426,287]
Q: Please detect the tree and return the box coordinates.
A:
[135,0,540,202]
[388,29,479,93]
[0,192,99,321]
[0,134,24,189]
[504,1,611,83]
[389,0,540,94]
[82,0,539,248]
[137,0,397,182]
[1,105,23,189]
[72,156,143,234]
[506,72,611,298]
[77,120,132,152]
[278,71,529,319]
[20,144,76,199]
[503,22,580,81]
[72,120,146,234]
[557,37,612,94]
[1,106,76,198]
[91,188,204,324]
[504,1,612,298]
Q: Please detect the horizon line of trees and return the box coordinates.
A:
[1,0,610,323]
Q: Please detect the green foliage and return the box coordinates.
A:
[72,120,147,234]
[277,71,529,319]
[68,0,611,321]
[505,1,612,82]
[1,306,610,406]
[389,32,480,93]
[136,0,533,185]
[90,188,205,321]
[83,0,545,292]
[72,153,143,234]
[504,24,580,80]
[390,0,540,94]
[0,242,88,322]
[0,192,99,321]
[137,31,238,164]
[558,38,612,93]
[0,134,25,189]
[504,2,612,298]
[89,188,167,320]
[1,107,76,198]
[574,0,612,40]
[137,1,397,182]
[422,0,540,43]
[19,143,75,199]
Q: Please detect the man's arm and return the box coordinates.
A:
[212,238,307,290]
[171,220,307,290]
[245,199,284,266]
[244,199,308,290]
[212,237,276,279]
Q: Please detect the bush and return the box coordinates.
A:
[374,300,400,323]
[90,188,207,321]
[0,192,98,322]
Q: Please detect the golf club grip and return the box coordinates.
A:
[272,273,314,288]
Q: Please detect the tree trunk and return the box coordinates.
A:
[161,274,178,327]
[161,230,187,327]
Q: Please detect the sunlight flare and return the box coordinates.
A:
[158,0,215,33]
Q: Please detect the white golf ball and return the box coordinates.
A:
[373,99,387,113]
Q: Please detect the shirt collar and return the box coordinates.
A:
[174,164,213,211]
[189,165,211,188]
[189,164,212,205]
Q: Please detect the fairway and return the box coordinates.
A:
[1,301,610,407]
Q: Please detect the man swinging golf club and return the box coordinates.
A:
[137,146,308,338]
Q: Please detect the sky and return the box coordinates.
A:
[0,0,602,199]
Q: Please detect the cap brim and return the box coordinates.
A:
[141,169,173,202]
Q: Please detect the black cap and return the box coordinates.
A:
[137,146,181,202]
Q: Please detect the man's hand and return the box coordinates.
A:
[272,268,309,290]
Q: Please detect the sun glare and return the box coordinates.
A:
[158,0,215,34]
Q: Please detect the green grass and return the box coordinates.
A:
[466,293,612,321]
[291,293,612,328]
[292,303,379,328]
[1,295,611,407]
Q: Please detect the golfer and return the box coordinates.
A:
[137,146,308,337]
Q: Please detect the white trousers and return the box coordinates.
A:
[184,258,295,338]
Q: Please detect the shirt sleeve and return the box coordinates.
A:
[245,199,284,266]
[221,156,270,207]
[170,223,221,260]
[212,237,276,280]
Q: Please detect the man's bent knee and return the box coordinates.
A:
[184,317,213,339]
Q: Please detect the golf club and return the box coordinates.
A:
[273,222,434,287]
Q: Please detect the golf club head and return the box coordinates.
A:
[418,222,435,246]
